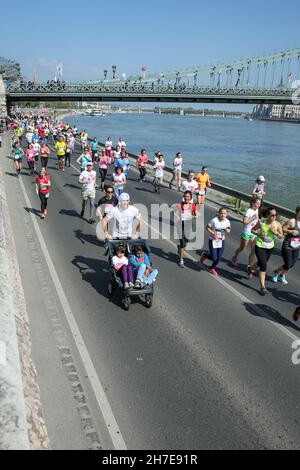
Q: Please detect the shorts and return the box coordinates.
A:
[195,189,207,196]
[179,235,189,249]
[241,232,256,242]
[173,168,182,174]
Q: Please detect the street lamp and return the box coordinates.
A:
[104,69,108,80]
[112,65,117,79]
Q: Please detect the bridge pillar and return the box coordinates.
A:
[0,74,7,118]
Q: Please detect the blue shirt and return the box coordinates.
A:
[32,134,40,141]
[129,253,151,269]
[91,141,98,150]
[115,157,130,174]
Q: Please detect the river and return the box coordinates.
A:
[65,113,300,210]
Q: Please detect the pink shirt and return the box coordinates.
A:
[26,148,35,161]
[99,156,110,169]
[112,255,128,272]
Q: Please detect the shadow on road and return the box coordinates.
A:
[74,229,104,247]
[243,302,300,333]
[24,206,41,217]
[63,183,81,190]
[71,255,108,297]
[59,209,81,218]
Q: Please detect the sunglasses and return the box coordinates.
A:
[106,190,113,194]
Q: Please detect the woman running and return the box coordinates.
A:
[153,154,165,193]
[200,207,231,276]
[40,141,50,168]
[98,149,111,191]
[36,168,51,219]
[12,141,24,177]
[249,207,283,295]
[172,191,198,268]
[273,205,300,285]
[196,166,211,206]
[170,152,183,190]
[26,143,36,175]
[137,149,148,182]
[112,166,126,199]
[232,197,261,274]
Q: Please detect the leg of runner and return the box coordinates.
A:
[88,196,96,224]
[80,199,87,218]
[39,193,46,218]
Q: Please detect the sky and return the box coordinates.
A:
[1,0,300,82]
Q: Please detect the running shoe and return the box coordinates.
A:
[259,287,269,296]
[129,282,134,288]
[200,253,207,264]
[209,268,218,276]
[293,307,300,322]
[134,279,142,288]
[272,273,279,283]
[247,266,255,280]
[178,258,185,268]
[280,275,288,285]
[44,209,48,216]
[231,256,238,268]
[124,282,130,290]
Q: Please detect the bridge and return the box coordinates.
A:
[3,47,300,106]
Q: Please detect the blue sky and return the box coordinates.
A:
[1,0,300,82]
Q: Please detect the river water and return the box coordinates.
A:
[65,113,300,210]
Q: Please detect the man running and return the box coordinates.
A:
[55,135,67,171]
[102,192,142,240]
[196,166,211,205]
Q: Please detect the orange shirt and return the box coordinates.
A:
[196,173,210,189]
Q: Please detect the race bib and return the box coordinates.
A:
[94,152,98,158]
[212,238,223,249]
[45,193,49,199]
[290,237,300,249]
[261,238,273,249]
[181,212,192,222]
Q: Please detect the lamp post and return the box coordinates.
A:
[112,65,117,79]
[104,69,108,80]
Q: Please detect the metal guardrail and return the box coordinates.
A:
[90,139,295,220]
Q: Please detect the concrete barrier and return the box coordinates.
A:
[0,134,29,449]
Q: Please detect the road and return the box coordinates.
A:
[2,136,300,450]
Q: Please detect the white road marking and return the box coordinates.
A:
[18,176,127,450]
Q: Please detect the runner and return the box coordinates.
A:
[249,207,283,295]
[80,130,88,150]
[232,197,261,275]
[105,136,113,157]
[273,205,300,285]
[137,148,148,182]
[153,154,165,193]
[96,185,118,222]
[118,137,126,149]
[98,149,111,191]
[102,192,142,240]
[196,166,211,205]
[40,141,50,168]
[112,145,121,163]
[78,162,97,224]
[115,150,130,176]
[112,166,126,199]
[91,137,99,162]
[169,152,183,191]
[36,168,51,219]
[172,191,198,268]
[252,175,266,200]
[55,135,67,171]
[65,134,75,168]
[12,141,24,177]
[200,207,231,276]
[25,143,36,176]
[180,170,198,199]
[76,147,92,172]
[25,129,34,145]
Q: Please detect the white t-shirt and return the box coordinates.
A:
[112,255,128,271]
[173,157,183,172]
[154,161,165,178]
[26,132,34,143]
[107,206,141,238]
[79,170,97,191]
[182,180,198,192]
[113,173,126,187]
[105,140,112,150]
[243,208,259,235]
[208,217,231,240]
[118,140,126,148]
[32,142,41,156]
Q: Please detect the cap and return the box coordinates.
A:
[87,162,93,166]
[119,192,130,201]
[258,176,265,182]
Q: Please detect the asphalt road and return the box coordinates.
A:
[2,136,300,450]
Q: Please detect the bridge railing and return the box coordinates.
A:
[7,82,293,97]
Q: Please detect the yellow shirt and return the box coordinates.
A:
[55,141,67,155]
[196,173,210,189]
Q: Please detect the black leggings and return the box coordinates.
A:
[282,246,299,271]
[39,193,48,212]
[255,245,274,272]
[65,153,71,166]
[139,167,146,180]
[99,168,107,183]
[41,157,48,168]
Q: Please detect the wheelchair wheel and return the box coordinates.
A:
[144,294,153,308]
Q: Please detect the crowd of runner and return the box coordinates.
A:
[5,112,300,319]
